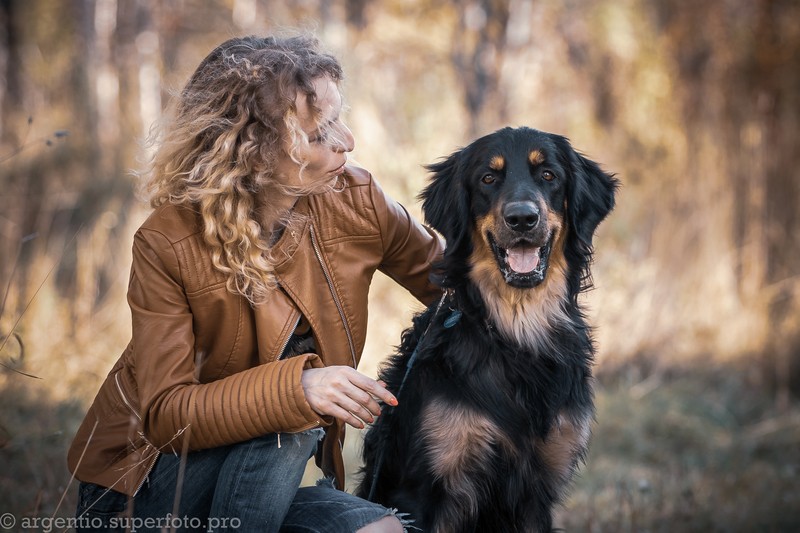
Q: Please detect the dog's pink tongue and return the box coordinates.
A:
[507,246,540,273]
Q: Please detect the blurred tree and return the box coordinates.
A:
[0,0,23,144]
[345,0,368,30]
[650,0,800,404]
[734,0,800,408]
[0,0,134,319]
[451,0,510,137]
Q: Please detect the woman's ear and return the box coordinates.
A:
[562,142,618,247]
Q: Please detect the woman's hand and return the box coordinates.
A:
[301,366,398,429]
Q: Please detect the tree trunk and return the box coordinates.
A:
[451,0,510,138]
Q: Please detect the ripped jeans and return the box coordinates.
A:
[75,429,397,532]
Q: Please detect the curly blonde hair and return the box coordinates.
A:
[141,35,343,304]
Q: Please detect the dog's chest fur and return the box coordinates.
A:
[409,294,593,478]
[370,295,594,529]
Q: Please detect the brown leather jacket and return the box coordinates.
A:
[67,166,443,496]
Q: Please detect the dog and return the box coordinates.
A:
[356,127,618,532]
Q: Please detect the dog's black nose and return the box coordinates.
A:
[503,202,539,232]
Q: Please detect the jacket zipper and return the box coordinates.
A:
[277,315,301,360]
[133,450,158,496]
[115,371,159,496]
[115,372,142,422]
[309,225,357,367]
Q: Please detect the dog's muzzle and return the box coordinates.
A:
[487,200,554,288]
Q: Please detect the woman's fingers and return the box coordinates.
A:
[301,366,398,429]
[323,401,370,429]
[351,372,398,409]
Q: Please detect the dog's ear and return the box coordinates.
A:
[420,150,471,251]
[419,149,474,285]
[558,138,618,246]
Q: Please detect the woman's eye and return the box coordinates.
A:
[481,174,496,185]
[542,170,555,181]
[309,131,329,144]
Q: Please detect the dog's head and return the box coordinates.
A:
[421,127,617,294]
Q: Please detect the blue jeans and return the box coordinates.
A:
[75,429,399,532]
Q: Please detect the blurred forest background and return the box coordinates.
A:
[1,0,799,531]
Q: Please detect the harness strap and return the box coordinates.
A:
[367,289,460,502]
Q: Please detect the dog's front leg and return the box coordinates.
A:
[420,398,510,532]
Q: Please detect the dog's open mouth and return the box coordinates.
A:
[488,233,553,287]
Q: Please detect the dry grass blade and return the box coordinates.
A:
[0,233,37,320]
[0,234,36,378]
[52,419,98,532]
[0,128,69,165]
[0,332,30,377]
[171,426,193,533]
[169,355,202,530]
[0,225,83,379]
[744,412,800,442]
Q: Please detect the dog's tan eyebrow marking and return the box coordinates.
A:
[489,155,505,171]
[529,149,545,165]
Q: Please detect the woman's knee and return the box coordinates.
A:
[356,515,404,533]
[233,428,323,465]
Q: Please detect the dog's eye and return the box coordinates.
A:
[542,171,555,181]
[481,174,496,185]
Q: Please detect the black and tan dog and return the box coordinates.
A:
[357,127,618,532]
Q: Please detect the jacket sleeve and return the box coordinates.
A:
[370,177,445,306]
[129,228,327,452]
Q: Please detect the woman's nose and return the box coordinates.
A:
[334,123,355,153]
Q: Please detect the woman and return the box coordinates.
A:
[68,34,443,532]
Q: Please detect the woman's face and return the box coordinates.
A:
[274,76,355,191]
